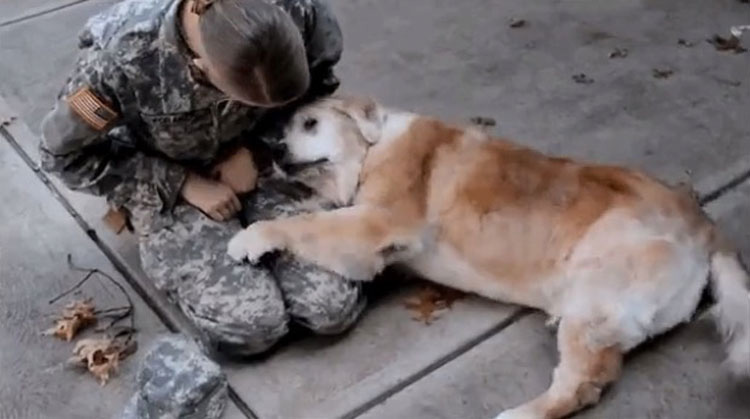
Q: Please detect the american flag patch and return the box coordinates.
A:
[66,86,119,131]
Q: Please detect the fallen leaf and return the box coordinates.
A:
[652,68,674,79]
[707,34,746,53]
[572,73,594,84]
[712,76,742,87]
[404,284,465,325]
[730,25,750,38]
[677,38,694,47]
[469,116,497,128]
[102,207,129,235]
[0,116,16,127]
[45,299,97,341]
[608,48,628,59]
[509,18,527,28]
[68,336,136,386]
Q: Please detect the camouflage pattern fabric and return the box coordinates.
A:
[40,0,364,357]
[120,335,228,419]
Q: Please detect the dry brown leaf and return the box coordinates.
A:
[45,299,97,341]
[572,73,594,85]
[1,116,16,127]
[608,48,628,59]
[404,285,465,325]
[68,336,136,386]
[102,207,129,235]
[509,18,527,28]
[469,116,497,130]
[652,68,674,79]
[707,35,747,53]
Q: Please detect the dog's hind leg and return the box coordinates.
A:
[495,318,623,419]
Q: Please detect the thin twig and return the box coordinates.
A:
[48,270,96,304]
[60,254,136,331]
[94,306,133,329]
[93,306,131,316]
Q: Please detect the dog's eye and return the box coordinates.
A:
[303,117,318,131]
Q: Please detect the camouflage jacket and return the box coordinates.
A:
[40,0,342,214]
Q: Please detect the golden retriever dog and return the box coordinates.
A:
[228,96,750,419]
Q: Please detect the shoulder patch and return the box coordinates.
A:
[67,86,119,131]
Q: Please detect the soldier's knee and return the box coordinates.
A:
[298,282,366,335]
[203,305,290,357]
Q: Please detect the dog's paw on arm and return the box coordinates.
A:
[227,223,281,263]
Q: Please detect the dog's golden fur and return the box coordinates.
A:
[229,96,750,419]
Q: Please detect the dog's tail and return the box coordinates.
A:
[709,244,750,377]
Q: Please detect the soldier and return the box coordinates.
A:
[40,0,365,356]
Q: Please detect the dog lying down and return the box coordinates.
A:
[229,96,750,419]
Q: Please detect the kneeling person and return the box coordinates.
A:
[40,0,365,356]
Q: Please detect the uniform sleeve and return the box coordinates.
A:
[39,49,187,212]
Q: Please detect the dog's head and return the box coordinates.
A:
[282,95,384,167]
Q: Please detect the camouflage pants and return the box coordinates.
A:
[136,179,365,357]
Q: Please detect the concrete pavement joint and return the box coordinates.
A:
[341,308,532,419]
[698,168,750,206]
[0,0,89,28]
[228,387,260,419]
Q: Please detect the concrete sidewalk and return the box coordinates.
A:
[1,0,749,418]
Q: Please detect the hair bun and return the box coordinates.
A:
[191,0,217,15]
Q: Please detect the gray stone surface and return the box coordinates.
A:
[704,181,750,259]
[360,312,750,419]
[0,132,170,419]
[120,335,228,419]
[222,402,248,419]
[0,0,83,26]
[225,287,518,419]
[355,186,750,419]
[333,0,750,186]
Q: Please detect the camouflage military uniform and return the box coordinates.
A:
[40,0,364,356]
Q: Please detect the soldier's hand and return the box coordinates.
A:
[212,147,258,194]
[181,172,242,221]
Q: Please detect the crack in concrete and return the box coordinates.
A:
[699,168,750,206]
[340,308,531,419]
[0,0,90,28]
[228,387,261,419]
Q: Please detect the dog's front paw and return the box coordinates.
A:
[227,223,281,263]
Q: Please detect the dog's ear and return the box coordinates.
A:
[331,96,382,144]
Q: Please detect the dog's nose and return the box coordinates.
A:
[271,142,289,162]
